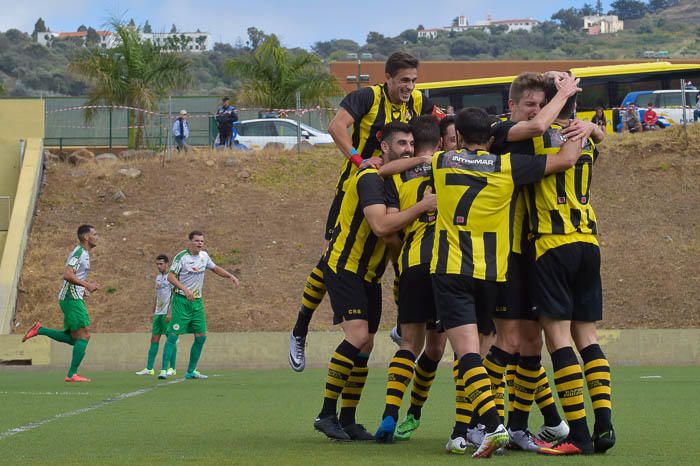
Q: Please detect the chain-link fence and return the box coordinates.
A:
[43,96,336,151]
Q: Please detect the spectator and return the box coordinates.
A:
[216,97,238,148]
[694,94,700,122]
[643,103,658,130]
[445,105,455,115]
[591,107,607,131]
[622,103,643,133]
[172,110,189,152]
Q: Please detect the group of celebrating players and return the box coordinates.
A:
[287,52,615,457]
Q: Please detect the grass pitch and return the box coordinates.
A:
[1,366,699,464]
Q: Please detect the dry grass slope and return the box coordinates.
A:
[13,127,700,333]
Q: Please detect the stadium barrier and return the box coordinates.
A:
[1,329,698,370]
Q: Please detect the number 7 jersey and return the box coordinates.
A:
[430,149,546,282]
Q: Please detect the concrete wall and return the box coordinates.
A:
[1,329,698,371]
[0,99,45,335]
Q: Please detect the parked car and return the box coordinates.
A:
[618,89,699,131]
[231,118,334,150]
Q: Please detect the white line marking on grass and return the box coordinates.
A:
[0,391,90,396]
[640,375,662,379]
[0,378,185,441]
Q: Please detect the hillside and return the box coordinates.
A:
[12,126,700,335]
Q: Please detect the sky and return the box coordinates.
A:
[0,0,614,49]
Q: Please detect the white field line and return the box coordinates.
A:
[0,378,185,441]
[0,391,90,396]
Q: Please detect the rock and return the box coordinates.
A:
[112,190,126,202]
[238,170,251,180]
[122,210,139,216]
[291,141,315,153]
[96,153,118,162]
[118,168,142,178]
[263,142,285,152]
[205,160,215,167]
[119,149,156,159]
[224,157,237,167]
[67,148,95,165]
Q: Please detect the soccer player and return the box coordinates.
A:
[22,224,100,382]
[313,122,436,441]
[158,231,240,380]
[136,255,177,376]
[489,72,604,451]
[430,107,583,458]
[288,52,441,372]
[374,116,447,443]
[529,75,615,456]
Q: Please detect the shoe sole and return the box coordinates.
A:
[594,439,615,453]
[288,353,304,372]
[314,427,351,442]
[473,434,509,458]
[375,431,394,443]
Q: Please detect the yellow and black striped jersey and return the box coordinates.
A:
[333,84,435,196]
[385,162,436,275]
[526,124,599,257]
[430,149,546,282]
[325,168,399,282]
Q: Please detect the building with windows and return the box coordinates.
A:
[35,29,210,52]
[583,15,624,35]
[416,15,540,39]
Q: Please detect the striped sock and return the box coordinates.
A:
[452,354,472,437]
[320,340,360,417]
[339,352,370,426]
[293,258,326,338]
[505,352,519,426]
[580,344,612,433]
[407,352,440,420]
[508,355,541,431]
[551,347,590,444]
[534,366,562,427]
[460,353,500,433]
[483,346,510,423]
[382,350,415,421]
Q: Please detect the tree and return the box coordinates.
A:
[648,0,679,12]
[581,2,596,16]
[417,24,425,31]
[77,25,87,32]
[0,80,5,96]
[246,27,267,50]
[312,39,360,58]
[552,8,584,31]
[225,34,342,109]
[70,20,192,148]
[143,20,152,34]
[609,0,648,19]
[128,18,136,28]
[452,17,459,27]
[86,27,99,47]
[32,18,46,40]
[170,24,177,33]
[595,0,604,15]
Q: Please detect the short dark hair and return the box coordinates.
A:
[156,254,169,263]
[439,115,455,138]
[188,230,204,240]
[380,121,412,144]
[455,108,492,145]
[385,52,419,77]
[544,74,576,119]
[509,72,546,103]
[411,115,440,154]
[77,224,94,241]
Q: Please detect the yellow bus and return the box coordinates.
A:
[417,62,700,132]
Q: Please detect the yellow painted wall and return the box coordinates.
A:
[0,100,44,334]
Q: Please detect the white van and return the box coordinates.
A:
[621,89,699,126]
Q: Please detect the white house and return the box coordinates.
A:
[417,15,540,38]
[583,15,624,35]
[489,18,540,33]
[35,29,211,52]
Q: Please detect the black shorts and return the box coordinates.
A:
[494,251,538,321]
[532,242,602,322]
[323,265,382,333]
[324,190,344,241]
[431,274,499,333]
[398,265,436,326]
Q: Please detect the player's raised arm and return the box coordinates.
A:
[212,265,240,287]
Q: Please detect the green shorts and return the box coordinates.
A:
[151,315,168,335]
[59,299,90,332]
[167,294,207,335]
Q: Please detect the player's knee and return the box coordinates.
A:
[423,342,444,362]
[195,335,207,345]
[166,334,179,344]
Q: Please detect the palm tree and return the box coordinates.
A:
[70,20,192,148]
[225,34,342,110]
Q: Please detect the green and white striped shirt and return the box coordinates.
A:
[58,245,90,301]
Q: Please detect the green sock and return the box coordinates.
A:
[68,338,89,377]
[169,342,177,370]
[38,327,74,345]
[187,335,207,373]
[162,334,178,371]
[146,342,159,370]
